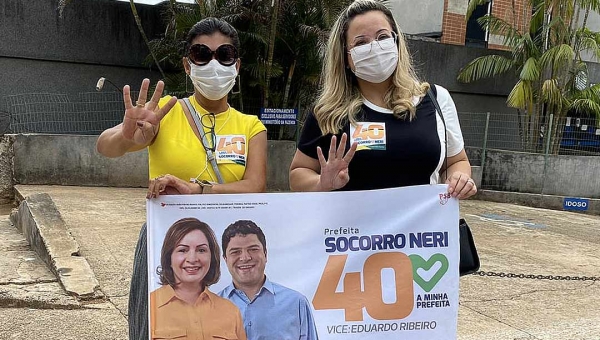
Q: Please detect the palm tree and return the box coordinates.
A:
[459,0,600,153]
[60,0,353,139]
[278,0,352,107]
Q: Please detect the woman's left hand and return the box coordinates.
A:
[446,171,477,200]
[146,174,199,199]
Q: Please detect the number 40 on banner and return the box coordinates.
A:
[312,253,414,321]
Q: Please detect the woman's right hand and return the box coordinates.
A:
[122,78,177,145]
[316,133,358,191]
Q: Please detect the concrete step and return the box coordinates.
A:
[0,215,80,309]
[0,201,127,339]
[10,193,103,300]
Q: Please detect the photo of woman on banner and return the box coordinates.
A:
[95,17,266,340]
[150,217,246,340]
[289,0,477,199]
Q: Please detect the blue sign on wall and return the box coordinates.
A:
[259,108,298,125]
[563,197,589,211]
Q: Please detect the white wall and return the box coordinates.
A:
[388,0,445,35]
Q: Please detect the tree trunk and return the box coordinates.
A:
[550,116,565,155]
[582,5,591,30]
[528,101,544,152]
[570,2,581,41]
[278,56,297,140]
[544,4,553,51]
[517,108,526,149]
[129,0,166,79]
[282,58,297,107]
[511,0,518,32]
[264,0,280,108]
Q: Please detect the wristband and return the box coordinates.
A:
[191,179,213,194]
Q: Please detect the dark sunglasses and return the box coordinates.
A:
[188,44,238,66]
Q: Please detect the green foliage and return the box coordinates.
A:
[507,80,534,111]
[461,0,600,119]
[457,55,515,83]
[460,0,600,151]
[520,57,541,81]
[136,0,354,115]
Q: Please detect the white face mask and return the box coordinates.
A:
[349,38,398,83]
[188,59,238,100]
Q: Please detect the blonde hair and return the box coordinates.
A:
[314,0,429,135]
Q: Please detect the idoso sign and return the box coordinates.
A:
[563,197,589,211]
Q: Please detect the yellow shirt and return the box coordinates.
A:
[150,285,246,340]
[148,96,266,183]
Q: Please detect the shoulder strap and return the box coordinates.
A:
[426,86,448,182]
[181,98,225,184]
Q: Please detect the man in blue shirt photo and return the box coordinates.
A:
[218,220,319,340]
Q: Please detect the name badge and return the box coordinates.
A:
[350,122,387,151]
[215,135,247,166]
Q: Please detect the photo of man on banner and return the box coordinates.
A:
[218,220,319,340]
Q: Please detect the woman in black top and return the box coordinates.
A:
[289,0,477,200]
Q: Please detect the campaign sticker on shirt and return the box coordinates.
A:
[350,122,387,151]
[216,135,247,166]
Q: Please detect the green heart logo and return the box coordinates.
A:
[409,254,449,292]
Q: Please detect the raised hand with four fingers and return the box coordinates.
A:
[122,78,177,145]
[316,133,358,191]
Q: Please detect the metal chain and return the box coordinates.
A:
[471,271,600,281]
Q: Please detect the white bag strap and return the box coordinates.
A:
[427,86,448,182]
[182,98,225,184]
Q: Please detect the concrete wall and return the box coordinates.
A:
[0,135,14,204]
[8,134,295,192]
[389,0,444,36]
[482,149,600,198]
[408,39,516,97]
[3,0,600,151]
[6,134,598,198]
[0,0,517,123]
[0,58,161,107]
[0,0,163,111]
[407,39,600,96]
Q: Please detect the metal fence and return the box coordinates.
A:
[2,92,139,135]
[460,112,600,155]
[459,111,600,195]
[2,93,598,156]
[1,92,304,140]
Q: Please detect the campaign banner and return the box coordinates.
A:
[147,185,459,340]
[259,108,298,125]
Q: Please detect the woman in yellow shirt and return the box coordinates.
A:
[96,17,266,340]
[150,218,246,340]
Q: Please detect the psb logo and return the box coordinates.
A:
[350,122,386,150]
[216,135,246,165]
[439,193,452,205]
